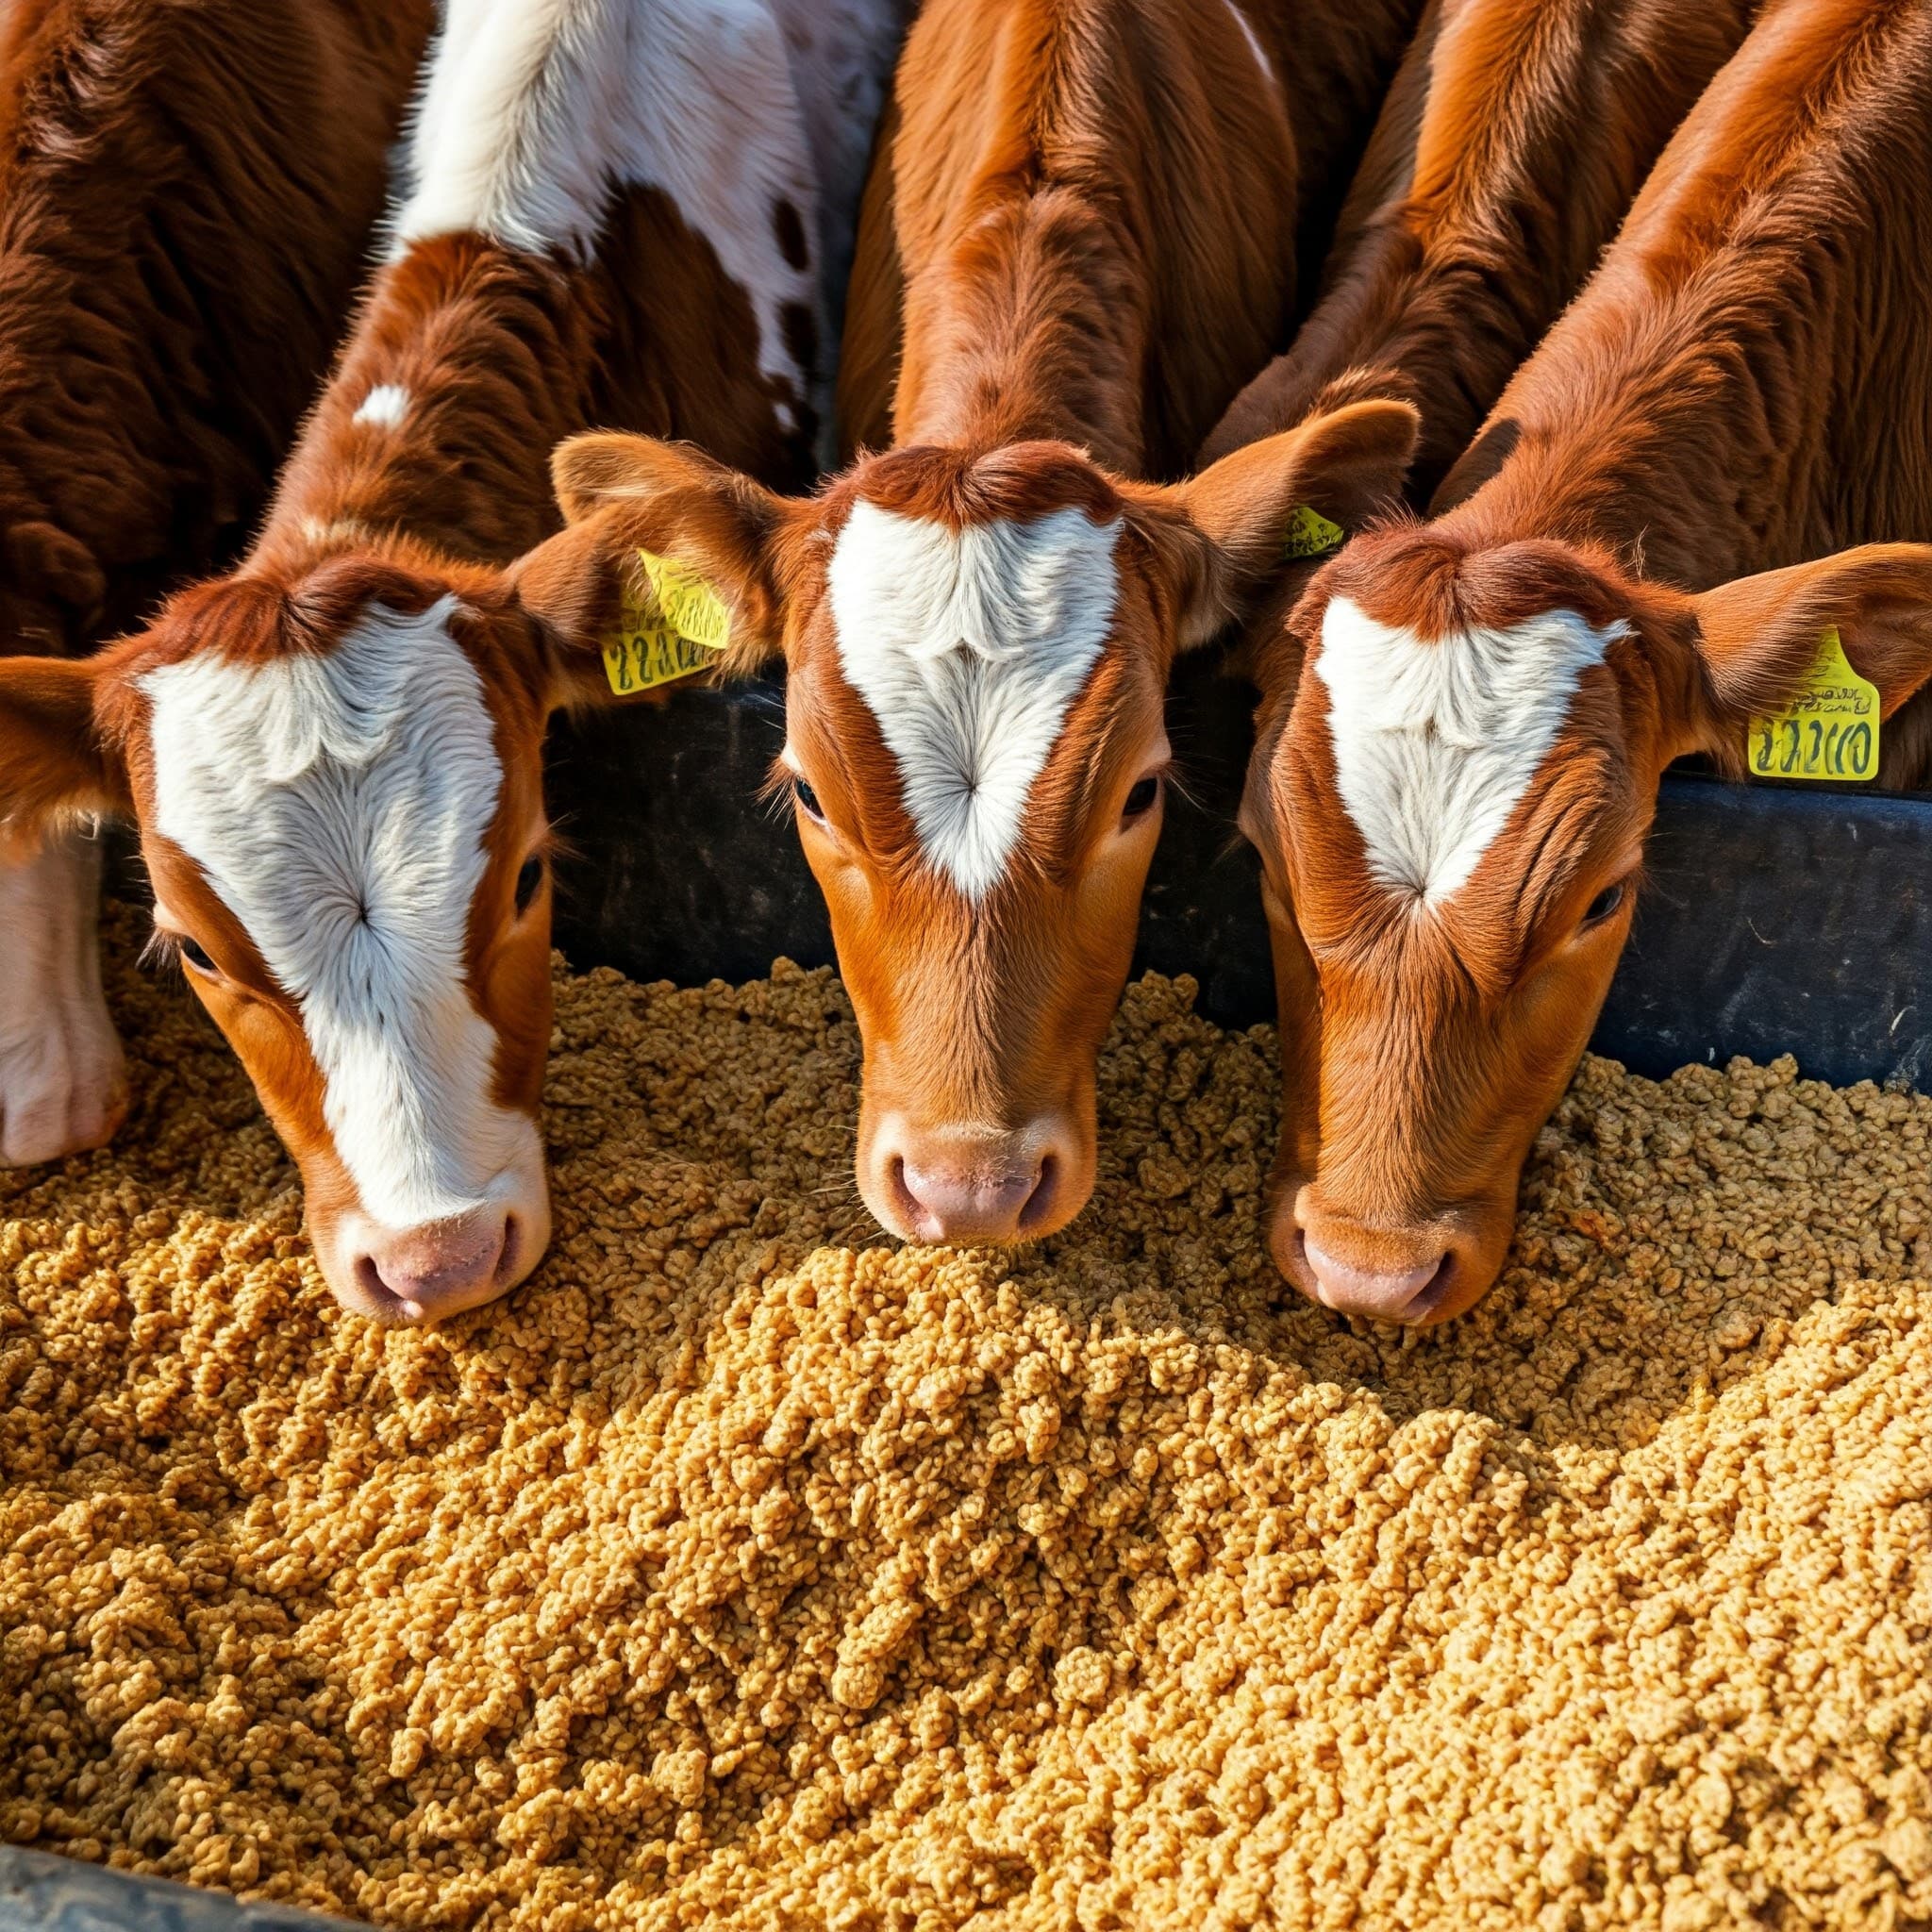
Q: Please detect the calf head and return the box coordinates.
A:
[0,543,627,1323]
[1244,526,1932,1325]
[547,403,1418,1245]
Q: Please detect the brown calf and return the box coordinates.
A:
[0,0,909,1322]
[1243,0,1932,1325]
[551,0,1424,1250]
[0,0,434,1170]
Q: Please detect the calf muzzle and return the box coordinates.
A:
[868,1115,1086,1246]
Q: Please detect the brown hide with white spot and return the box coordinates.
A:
[1244,0,1932,1326]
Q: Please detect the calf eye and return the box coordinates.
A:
[1581,880,1626,927]
[793,775,824,822]
[1123,774,1161,820]
[514,855,544,916]
[178,935,216,975]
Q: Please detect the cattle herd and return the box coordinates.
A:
[0,0,1926,1337]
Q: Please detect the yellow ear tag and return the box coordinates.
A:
[1745,626,1879,782]
[1283,504,1346,560]
[599,548,732,696]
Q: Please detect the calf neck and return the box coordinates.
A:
[1200,0,1759,499]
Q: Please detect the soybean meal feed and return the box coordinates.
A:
[3,906,1930,1932]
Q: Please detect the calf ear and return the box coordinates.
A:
[1161,399,1420,648]
[508,508,652,708]
[1683,543,1932,766]
[0,656,124,852]
[532,432,800,681]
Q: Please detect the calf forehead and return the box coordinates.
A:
[823,498,1124,900]
[1306,595,1627,905]
[137,598,503,954]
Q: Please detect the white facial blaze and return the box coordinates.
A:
[826,499,1121,899]
[139,601,537,1231]
[1311,595,1628,903]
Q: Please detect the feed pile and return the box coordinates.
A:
[2,905,1929,1932]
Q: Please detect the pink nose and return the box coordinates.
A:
[1302,1234,1451,1324]
[894,1156,1057,1245]
[353,1208,517,1324]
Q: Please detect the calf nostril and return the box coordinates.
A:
[1016,1154,1058,1236]
[884,1155,923,1225]
[353,1251,428,1324]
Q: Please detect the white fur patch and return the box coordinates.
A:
[825,498,1121,899]
[391,0,826,423]
[139,601,538,1231]
[1310,595,1627,904]
[298,515,376,551]
[352,383,410,428]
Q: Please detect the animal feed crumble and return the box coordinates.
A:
[2,905,1930,1930]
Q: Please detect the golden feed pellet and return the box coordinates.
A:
[2,903,1929,1931]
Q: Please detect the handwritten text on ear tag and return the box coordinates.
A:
[1746,627,1879,782]
[1283,505,1346,560]
[638,547,731,651]
[600,548,732,696]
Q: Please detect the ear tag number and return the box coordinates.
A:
[1283,505,1346,560]
[1746,626,1879,782]
[600,548,732,696]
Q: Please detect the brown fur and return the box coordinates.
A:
[0,0,434,658]
[1244,0,1932,1326]
[258,199,814,582]
[837,0,1423,476]
[1202,0,1761,499]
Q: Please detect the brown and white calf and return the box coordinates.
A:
[0,0,908,1322]
[548,0,1424,1251]
[1242,0,1932,1326]
[1199,0,1760,497]
[0,0,435,1169]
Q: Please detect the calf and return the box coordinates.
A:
[0,0,908,1322]
[1241,0,1932,1326]
[0,0,435,1168]
[548,0,1424,1249]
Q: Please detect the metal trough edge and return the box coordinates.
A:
[0,1846,360,1930]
